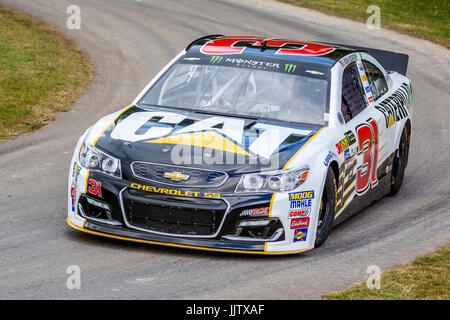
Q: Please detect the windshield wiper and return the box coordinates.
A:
[191,108,259,120]
[138,103,258,120]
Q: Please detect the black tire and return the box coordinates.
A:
[315,168,336,247]
[389,126,409,196]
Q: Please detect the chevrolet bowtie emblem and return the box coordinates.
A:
[163,171,190,181]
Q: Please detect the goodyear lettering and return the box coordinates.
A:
[323,151,335,167]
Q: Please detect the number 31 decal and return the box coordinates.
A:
[356,118,379,195]
[88,179,102,197]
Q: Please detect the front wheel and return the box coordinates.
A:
[315,168,336,247]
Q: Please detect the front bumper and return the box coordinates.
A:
[66,217,309,254]
[68,147,317,254]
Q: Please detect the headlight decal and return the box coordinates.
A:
[235,167,309,193]
[79,143,122,178]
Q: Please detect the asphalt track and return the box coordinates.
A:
[0,0,449,299]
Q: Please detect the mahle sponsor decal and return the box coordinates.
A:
[289,190,314,210]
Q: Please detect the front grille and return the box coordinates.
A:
[122,189,227,236]
[131,162,228,187]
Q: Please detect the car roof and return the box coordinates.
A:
[184,35,359,69]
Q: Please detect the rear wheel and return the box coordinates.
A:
[389,126,409,196]
[315,168,336,247]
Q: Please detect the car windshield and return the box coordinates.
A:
[139,59,330,125]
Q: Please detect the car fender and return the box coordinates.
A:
[266,127,338,252]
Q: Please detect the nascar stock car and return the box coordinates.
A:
[67,35,413,254]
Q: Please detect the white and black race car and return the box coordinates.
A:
[67,36,412,254]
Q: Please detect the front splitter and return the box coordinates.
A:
[66,218,310,255]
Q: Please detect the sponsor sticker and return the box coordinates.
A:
[290,218,310,229]
[340,54,357,66]
[293,228,308,242]
[240,207,270,217]
[288,208,310,219]
[71,163,80,212]
[289,191,314,201]
[344,148,351,162]
[336,131,356,155]
[323,151,335,167]
[289,190,314,210]
[284,64,297,73]
[358,62,364,71]
[290,199,312,209]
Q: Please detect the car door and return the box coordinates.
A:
[360,54,401,168]
[334,57,384,217]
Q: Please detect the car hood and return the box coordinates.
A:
[92,105,323,174]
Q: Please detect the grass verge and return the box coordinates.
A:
[324,245,450,299]
[279,0,450,49]
[0,6,92,141]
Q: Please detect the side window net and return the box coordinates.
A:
[341,62,367,121]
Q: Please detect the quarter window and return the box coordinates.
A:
[362,60,388,100]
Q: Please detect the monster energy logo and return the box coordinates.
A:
[210,56,223,64]
[285,64,297,73]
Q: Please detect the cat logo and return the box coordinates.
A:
[163,171,190,181]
